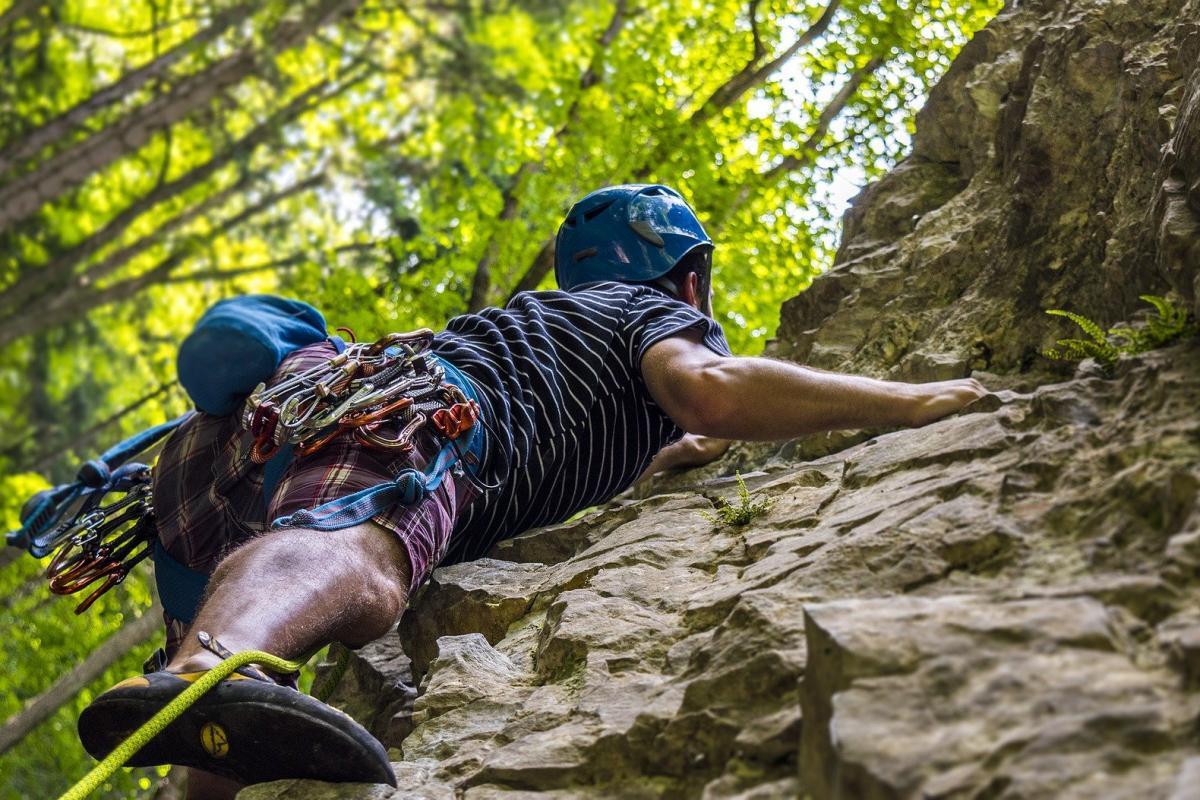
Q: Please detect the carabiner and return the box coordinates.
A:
[356,411,425,453]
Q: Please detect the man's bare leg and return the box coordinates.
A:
[161,523,412,799]
[166,522,412,674]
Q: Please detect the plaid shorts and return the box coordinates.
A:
[152,341,470,655]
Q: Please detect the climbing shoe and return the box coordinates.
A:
[77,638,396,787]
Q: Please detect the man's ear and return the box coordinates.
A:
[680,272,701,310]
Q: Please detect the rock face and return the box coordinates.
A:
[243,0,1200,797]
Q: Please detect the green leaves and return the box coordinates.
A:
[1043,295,1199,372]
[701,471,775,526]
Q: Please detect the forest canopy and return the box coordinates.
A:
[0,0,999,796]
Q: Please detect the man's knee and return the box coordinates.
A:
[218,524,410,599]
[348,523,413,615]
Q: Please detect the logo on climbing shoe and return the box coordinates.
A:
[200,722,229,758]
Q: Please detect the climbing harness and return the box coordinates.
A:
[269,348,487,531]
[5,303,486,617]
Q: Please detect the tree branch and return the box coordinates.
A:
[158,242,381,285]
[469,0,628,311]
[0,72,363,317]
[762,56,882,182]
[630,0,840,185]
[749,0,766,63]
[0,0,360,233]
[716,56,884,228]
[56,174,251,294]
[507,0,843,300]
[0,2,255,175]
[57,12,205,40]
[689,0,840,127]
[0,174,328,347]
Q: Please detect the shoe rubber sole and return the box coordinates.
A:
[77,673,397,786]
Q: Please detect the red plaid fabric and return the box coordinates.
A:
[153,342,468,656]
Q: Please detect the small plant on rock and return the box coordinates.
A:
[702,472,774,526]
[1043,294,1198,372]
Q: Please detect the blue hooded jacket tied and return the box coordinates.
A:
[177,295,330,416]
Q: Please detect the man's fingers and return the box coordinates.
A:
[909,378,991,427]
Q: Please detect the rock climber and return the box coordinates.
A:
[78,183,986,798]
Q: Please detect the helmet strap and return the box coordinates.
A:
[652,276,681,298]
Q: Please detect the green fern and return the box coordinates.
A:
[1046,309,1109,345]
[1043,295,1197,370]
[701,472,774,526]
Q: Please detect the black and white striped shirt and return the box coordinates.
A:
[429,281,731,563]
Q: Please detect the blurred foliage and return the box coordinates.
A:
[0,0,999,795]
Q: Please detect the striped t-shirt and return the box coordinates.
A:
[429,281,731,563]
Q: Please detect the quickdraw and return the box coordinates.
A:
[42,474,157,614]
[241,330,480,464]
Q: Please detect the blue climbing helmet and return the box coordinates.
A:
[554,184,713,291]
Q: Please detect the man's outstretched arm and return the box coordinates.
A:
[642,332,987,440]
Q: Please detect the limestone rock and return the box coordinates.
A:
[242,0,1200,797]
[801,595,1188,799]
[770,0,1200,378]
[318,635,418,749]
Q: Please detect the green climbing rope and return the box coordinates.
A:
[57,649,307,800]
[311,642,352,703]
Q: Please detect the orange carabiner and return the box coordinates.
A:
[48,553,119,595]
[341,396,414,429]
[72,569,126,614]
[295,426,348,458]
[432,401,480,440]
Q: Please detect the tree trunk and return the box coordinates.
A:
[0,1,254,175]
[0,77,341,319]
[0,608,162,757]
[0,0,359,234]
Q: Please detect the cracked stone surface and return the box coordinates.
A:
[242,0,1200,797]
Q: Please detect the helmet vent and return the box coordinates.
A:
[583,200,615,221]
[573,246,598,262]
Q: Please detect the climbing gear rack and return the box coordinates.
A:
[241,329,480,464]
